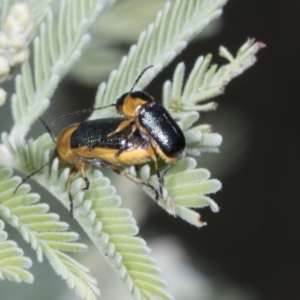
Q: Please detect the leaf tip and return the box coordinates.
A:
[197,214,207,227]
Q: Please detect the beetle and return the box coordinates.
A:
[54,66,186,197]
[108,89,186,197]
[14,117,162,218]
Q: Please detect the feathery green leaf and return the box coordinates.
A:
[9,0,115,140]
[165,39,266,112]
[0,219,33,283]
[93,0,227,118]
[0,163,99,299]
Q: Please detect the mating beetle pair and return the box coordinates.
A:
[14,67,186,218]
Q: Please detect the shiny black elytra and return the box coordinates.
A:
[70,118,143,150]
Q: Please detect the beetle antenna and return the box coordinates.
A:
[13,153,57,195]
[39,117,55,143]
[129,65,153,93]
[53,66,153,125]
[52,104,115,125]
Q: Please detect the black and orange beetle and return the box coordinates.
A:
[14,117,161,218]
[55,66,186,197]
[15,67,186,217]
[111,88,186,195]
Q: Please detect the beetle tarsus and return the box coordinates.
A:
[82,177,90,191]
[68,192,75,219]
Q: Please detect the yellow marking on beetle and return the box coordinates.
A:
[73,146,152,166]
[56,123,79,165]
[120,95,147,119]
[150,139,178,164]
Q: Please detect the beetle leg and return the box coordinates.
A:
[114,122,138,157]
[159,164,172,186]
[87,120,134,152]
[114,137,130,157]
[109,165,160,201]
[156,167,164,197]
[147,145,165,198]
[114,131,134,157]
[81,167,90,191]
[67,166,78,219]
[106,119,132,138]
